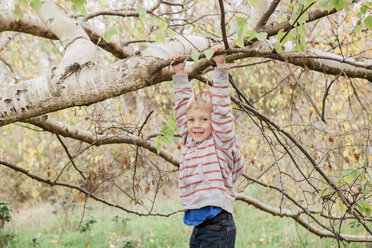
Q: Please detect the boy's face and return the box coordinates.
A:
[186,106,212,143]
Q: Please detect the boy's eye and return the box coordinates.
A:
[188,118,194,122]
[202,118,208,121]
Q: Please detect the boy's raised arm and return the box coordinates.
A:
[170,57,191,144]
[211,45,235,150]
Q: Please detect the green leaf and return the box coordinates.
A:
[136,7,146,14]
[19,0,28,4]
[162,136,173,145]
[52,47,59,54]
[236,37,244,48]
[165,128,174,138]
[80,7,87,16]
[160,19,168,31]
[204,49,214,60]
[364,16,372,29]
[360,6,367,15]
[332,0,348,11]
[102,27,117,43]
[350,170,359,180]
[167,28,175,38]
[366,205,372,217]
[319,0,332,10]
[147,16,156,26]
[136,25,145,35]
[273,41,281,53]
[40,44,47,53]
[161,126,168,136]
[297,26,307,36]
[319,189,328,196]
[298,13,308,24]
[353,25,362,34]
[245,30,257,41]
[237,17,248,38]
[191,52,200,62]
[155,136,162,154]
[71,3,79,13]
[358,199,367,212]
[76,0,86,5]
[360,168,366,180]
[155,31,165,43]
[237,17,247,27]
[363,189,370,197]
[14,4,24,21]
[30,0,42,11]
[248,0,259,7]
[139,12,147,21]
[167,116,177,130]
[256,32,267,41]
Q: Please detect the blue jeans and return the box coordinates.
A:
[189,210,236,248]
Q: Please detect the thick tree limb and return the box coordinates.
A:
[227,48,372,81]
[0,56,163,127]
[1,46,370,127]
[0,11,134,58]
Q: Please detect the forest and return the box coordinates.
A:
[0,0,371,247]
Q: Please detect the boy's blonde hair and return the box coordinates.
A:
[186,84,212,112]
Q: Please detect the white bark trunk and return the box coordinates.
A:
[0,56,162,127]
[38,0,97,96]
[0,11,134,58]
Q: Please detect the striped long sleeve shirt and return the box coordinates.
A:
[173,67,245,214]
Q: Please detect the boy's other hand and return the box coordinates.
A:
[169,55,186,75]
[211,43,227,68]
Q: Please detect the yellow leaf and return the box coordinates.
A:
[342,150,349,157]
[32,190,40,198]
[336,198,347,212]
[206,24,213,33]
[344,122,350,131]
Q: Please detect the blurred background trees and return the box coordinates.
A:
[0,0,371,244]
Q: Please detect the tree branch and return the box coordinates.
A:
[236,194,372,242]
[218,0,229,49]
[0,159,182,217]
[255,0,281,29]
[24,116,180,167]
[0,11,134,58]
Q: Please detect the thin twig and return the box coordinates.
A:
[255,0,281,29]
[321,73,340,122]
[56,134,87,180]
[218,0,229,50]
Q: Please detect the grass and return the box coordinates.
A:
[1,197,371,248]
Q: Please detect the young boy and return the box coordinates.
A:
[170,44,245,248]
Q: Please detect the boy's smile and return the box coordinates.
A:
[186,106,212,143]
